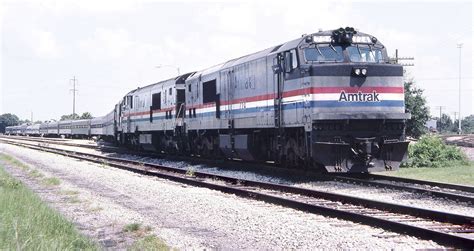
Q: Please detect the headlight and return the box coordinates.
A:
[354,68,361,75]
[361,68,367,75]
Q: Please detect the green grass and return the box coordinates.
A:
[381,163,474,186]
[0,161,97,250]
[42,177,61,186]
[28,169,44,178]
[128,235,168,251]
[0,154,30,171]
[124,223,142,233]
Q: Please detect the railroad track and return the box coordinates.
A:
[2,135,474,205]
[328,174,474,204]
[1,138,473,248]
[440,134,474,148]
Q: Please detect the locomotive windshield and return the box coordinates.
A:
[304,45,344,62]
[347,45,385,63]
[304,41,387,63]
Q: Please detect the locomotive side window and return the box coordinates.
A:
[203,79,217,104]
[291,49,298,69]
[304,45,343,62]
[152,92,161,110]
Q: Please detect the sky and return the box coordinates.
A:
[0,0,472,122]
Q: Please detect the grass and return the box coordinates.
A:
[380,163,474,186]
[67,195,82,204]
[0,163,98,250]
[42,177,61,186]
[124,223,142,233]
[0,154,29,171]
[28,169,44,178]
[129,235,168,251]
[185,166,195,177]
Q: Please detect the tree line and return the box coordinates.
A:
[404,80,474,137]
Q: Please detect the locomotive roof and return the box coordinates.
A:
[122,28,378,95]
[187,29,377,81]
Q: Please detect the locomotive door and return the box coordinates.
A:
[223,70,234,123]
[272,53,285,163]
[273,54,284,129]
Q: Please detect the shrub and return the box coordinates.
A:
[404,136,469,168]
[123,223,142,232]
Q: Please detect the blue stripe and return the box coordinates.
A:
[127,100,404,122]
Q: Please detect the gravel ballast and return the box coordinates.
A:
[0,143,445,249]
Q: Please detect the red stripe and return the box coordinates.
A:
[311,86,404,94]
[187,102,217,109]
[127,86,404,115]
[127,107,174,117]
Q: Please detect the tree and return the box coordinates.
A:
[461,115,474,134]
[60,112,93,121]
[0,113,20,133]
[80,112,93,119]
[404,81,430,138]
[435,114,453,133]
[60,113,80,121]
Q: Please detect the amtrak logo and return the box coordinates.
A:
[338,91,380,102]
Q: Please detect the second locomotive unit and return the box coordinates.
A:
[7,27,410,173]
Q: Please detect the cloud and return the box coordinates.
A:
[78,28,134,60]
[29,30,61,59]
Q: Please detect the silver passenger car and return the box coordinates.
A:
[71,119,91,138]
[58,120,72,136]
[26,124,41,136]
[46,121,59,136]
[90,116,105,136]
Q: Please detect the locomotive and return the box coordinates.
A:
[6,27,410,173]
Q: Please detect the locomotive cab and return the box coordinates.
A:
[294,27,410,172]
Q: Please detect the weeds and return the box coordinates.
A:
[129,235,168,251]
[67,196,81,204]
[0,154,30,171]
[123,223,154,238]
[0,176,21,189]
[28,169,44,178]
[42,177,61,186]
[123,223,142,233]
[185,167,195,177]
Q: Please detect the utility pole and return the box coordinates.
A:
[70,76,78,119]
[457,43,463,134]
[31,111,33,123]
[392,49,414,67]
[434,106,445,131]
